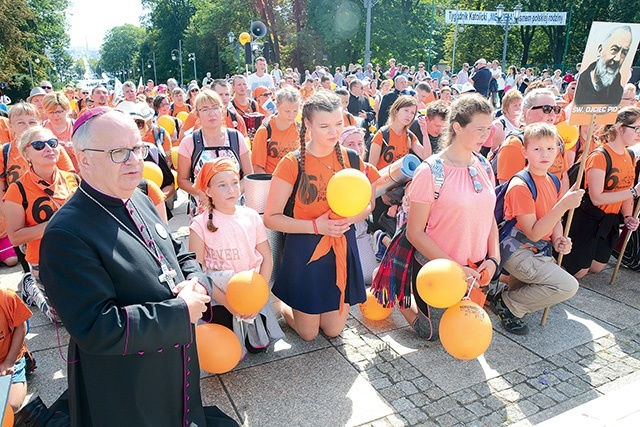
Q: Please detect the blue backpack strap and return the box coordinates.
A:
[514,170,537,200]
[547,172,561,194]
[425,156,445,200]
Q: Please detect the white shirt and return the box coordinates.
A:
[247,73,275,91]
[270,69,283,84]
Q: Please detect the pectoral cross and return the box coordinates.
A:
[159,263,177,289]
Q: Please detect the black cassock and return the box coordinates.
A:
[40,181,238,427]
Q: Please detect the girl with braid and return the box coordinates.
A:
[264,92,372,341]
[189,157,283,357]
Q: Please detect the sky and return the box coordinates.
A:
[68,0,144,49]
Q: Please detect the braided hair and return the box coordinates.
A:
[297,91,345,205]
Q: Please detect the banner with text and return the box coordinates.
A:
[445,10,567,26]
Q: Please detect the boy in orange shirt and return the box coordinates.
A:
[251,87,301,173]
[0,287,33,413]
[491,123,583,334]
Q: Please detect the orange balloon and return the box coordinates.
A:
[170,147,179,169]
[2,404,13,427]
[440,299,493,360]
[326,169,371,217]
[143,161,163,188]
[359,290,392,321]
[157,115,176,134]
[556,121,579,151]
[196,324,242,374]
[226,271,270,315]
[416,259,468,308]
[176,111,189,122]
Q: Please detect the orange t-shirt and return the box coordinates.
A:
[251,120,300,174]
[143,126,172,154]
[497,135,567,182]
[3,169,79,264]
[182,110,199,133]
[585,145,636,214]
[140,179,166,206]
[370,128,417,170]
[272,147,366,219]
[0,141,75,188]
[365,162,380,184]
[44,119,78,171]
[170,103,191,117]
[504,172,559,241]
[0,118,13,144]
[343,112,356,127]
[0,288,32,364]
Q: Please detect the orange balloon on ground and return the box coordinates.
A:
[2,404,13,427]
[440,299,493,360]
[226,271,270,315]
[196,324,242,374]
[416,259,468,309]
[359,290,392,321]
[157,115,176,134]
[143,161,163,188]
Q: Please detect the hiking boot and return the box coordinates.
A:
[412,310,437,341]
[490,292,529,335]
[22,274,59,325]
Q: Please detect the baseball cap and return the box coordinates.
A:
[187,83,199,92]
[115,101,154,121]
[460,82,477,93]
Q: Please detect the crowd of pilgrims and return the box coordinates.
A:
[0,55,639,415]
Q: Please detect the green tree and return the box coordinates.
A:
[100,25,147,77]
[0,0,33,82]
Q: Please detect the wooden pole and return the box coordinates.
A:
[541,114,597,326]
[609,200,640,285]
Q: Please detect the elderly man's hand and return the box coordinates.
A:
[176,278,211,323]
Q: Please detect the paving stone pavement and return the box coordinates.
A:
[2,193,638,426]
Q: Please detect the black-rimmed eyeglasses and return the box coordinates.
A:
[82,145,149,163]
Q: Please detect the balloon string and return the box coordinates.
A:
[464,276,477,300]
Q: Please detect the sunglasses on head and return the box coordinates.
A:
[190,88,200,93]
[531,105,562,114]
[41,85,52,90]
[260,92,272,97]
[30,138,59,151]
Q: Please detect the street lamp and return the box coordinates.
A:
[188,52,197,82]
[360,0,381,67]
[147,52,157,84]
[227,32,242,74]
[496,4,522,72]
[171,40,184,87]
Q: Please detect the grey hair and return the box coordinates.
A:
[522,88,556,111]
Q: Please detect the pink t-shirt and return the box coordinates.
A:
[190,206,267,273]
[407,156,496,265]
[178,129,249,179]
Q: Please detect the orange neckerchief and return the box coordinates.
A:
[308,211,347,313]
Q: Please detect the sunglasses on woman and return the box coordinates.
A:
[530,105,562,114]
[30,138,59,151]
[135,119,146,129]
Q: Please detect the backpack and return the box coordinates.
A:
[567,146,634,190]
[189,128,242,181]
[284,148,361,217]
[494,170,561,242]
[425,152,492,200]
[1,142,10,179]
[369,125,417,163]
[169,103,191,117]
[263,117,301,149]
